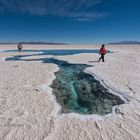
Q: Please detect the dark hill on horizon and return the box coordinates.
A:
[0,41,67,45]
[108,41,140,45]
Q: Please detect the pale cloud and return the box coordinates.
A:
[0,0,107,20]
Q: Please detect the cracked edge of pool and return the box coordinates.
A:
[2,54,131,120]
[40,64,130,120]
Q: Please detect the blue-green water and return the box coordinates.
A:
[2,49,102,55]
[49,59,124,115]
[5,50,124,115]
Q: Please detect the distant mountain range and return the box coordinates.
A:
[108,41,140,45]
[0,41,140,45]
[0,41,67,45]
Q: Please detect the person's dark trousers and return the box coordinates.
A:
[99,54,105,62]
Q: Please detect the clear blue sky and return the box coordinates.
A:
[0,0,140,44]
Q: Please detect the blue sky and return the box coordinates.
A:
[0,0,140,44]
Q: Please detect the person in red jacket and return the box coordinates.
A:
[98,44,107,62]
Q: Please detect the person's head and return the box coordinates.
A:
[101,44,105,48]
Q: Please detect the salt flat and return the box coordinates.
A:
[0,44,140,140]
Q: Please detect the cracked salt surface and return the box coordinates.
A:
[1,45,140,140]
[5,50,127,117]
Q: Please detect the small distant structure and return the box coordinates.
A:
[17,42,23,52]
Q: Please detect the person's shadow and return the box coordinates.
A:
[89,60,99,63]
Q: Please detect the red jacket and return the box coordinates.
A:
[100,47,106,54]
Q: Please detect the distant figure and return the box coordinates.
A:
[17,43,23,52]
[98,44,107,62]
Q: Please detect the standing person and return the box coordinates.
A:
[17,43,23,52]
[98,44,107,62]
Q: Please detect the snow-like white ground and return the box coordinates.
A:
[0,44,140,140]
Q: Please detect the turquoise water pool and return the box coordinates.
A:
[5,50,124,115]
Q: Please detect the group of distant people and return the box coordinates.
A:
[16,43,107,62]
